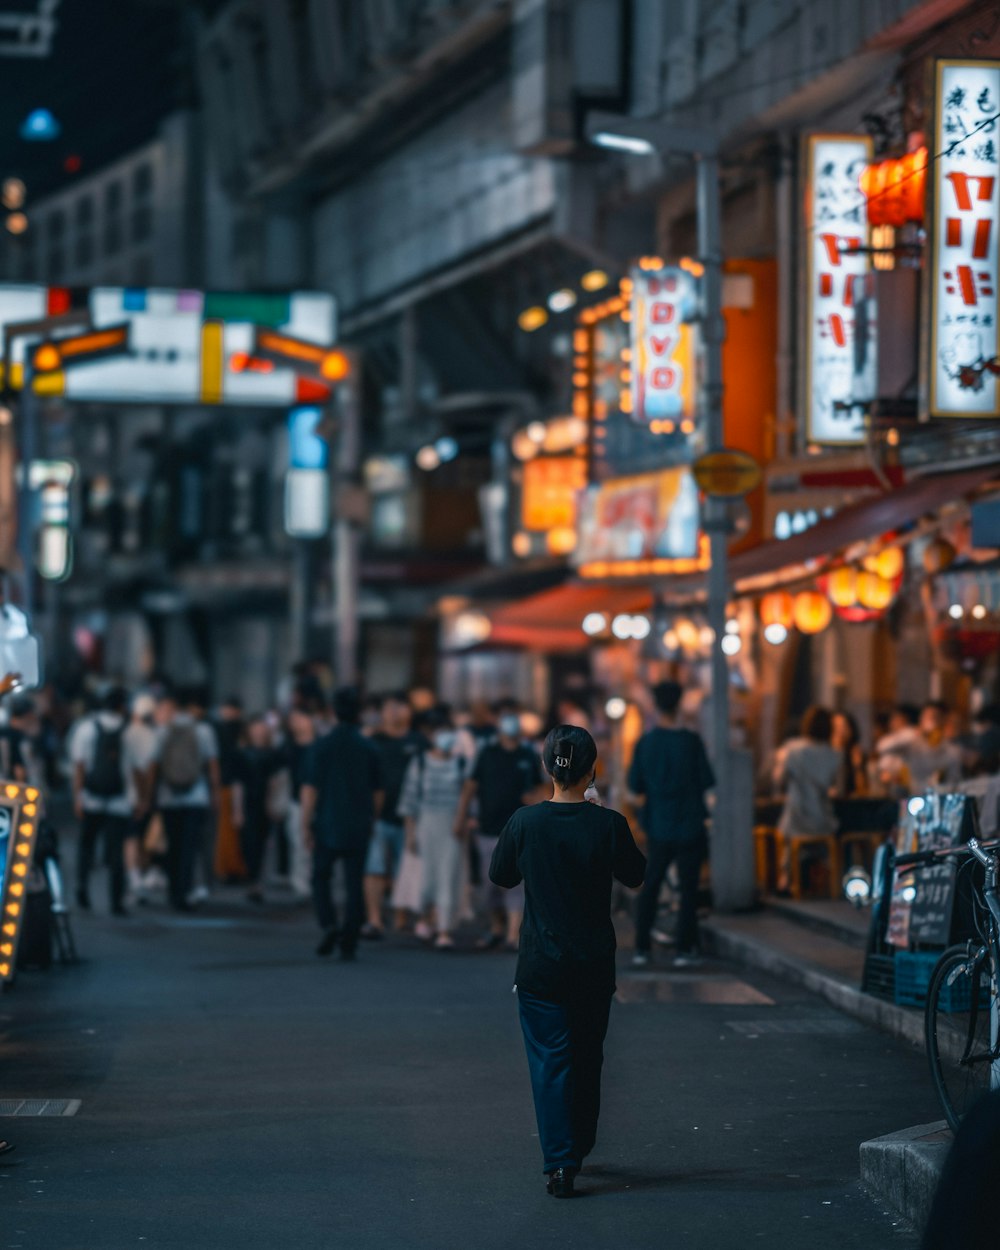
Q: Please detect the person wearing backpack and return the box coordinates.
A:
[71,685,140,916]
[152,688,220,913]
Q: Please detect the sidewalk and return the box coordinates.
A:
[701,898,950,1232]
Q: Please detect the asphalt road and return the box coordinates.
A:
[0,887,941,1250]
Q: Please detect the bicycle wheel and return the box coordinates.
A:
[925,944,997,1132]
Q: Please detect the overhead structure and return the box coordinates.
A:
[0,1,60,58]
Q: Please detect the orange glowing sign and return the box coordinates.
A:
[521,456,588,532]
[861,148,928,227]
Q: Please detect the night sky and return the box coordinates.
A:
[0,0,193,202]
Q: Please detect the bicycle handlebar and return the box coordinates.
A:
[894,839,1000,871]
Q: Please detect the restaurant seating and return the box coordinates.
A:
[779,830,839,900]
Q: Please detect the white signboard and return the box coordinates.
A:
[629,265,698,425]
[0,285,336,407]
[928,60,1000,419]
[805,134,873,444]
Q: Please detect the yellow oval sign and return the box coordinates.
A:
[692,449,762,498]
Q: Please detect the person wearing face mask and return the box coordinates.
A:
[397,707,468,949]
[490,725,645,1197]
[454,705,544,951]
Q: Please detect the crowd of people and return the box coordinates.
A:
[29,672,716,969]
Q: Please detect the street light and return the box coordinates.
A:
[585,111,754,912]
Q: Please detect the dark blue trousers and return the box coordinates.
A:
[518,989,613,1173]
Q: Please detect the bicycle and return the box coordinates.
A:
[896,838,1000,1132]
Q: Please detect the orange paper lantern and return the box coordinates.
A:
[760,591,794,629]
[827,567,858,609]
[793,591,832,635]
[856,571,894,612]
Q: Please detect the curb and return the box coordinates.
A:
[859,1121,951,1232]
[701,918,926,1050]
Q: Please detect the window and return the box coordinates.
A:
[131,203,153,244]
[132,163,153,198]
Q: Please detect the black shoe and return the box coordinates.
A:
[316,928,340,957]
[546,1168,576,1198]
[360,924,384,941]
[76,889,91,912]
[339,946,358,962]
[111,906,130,918]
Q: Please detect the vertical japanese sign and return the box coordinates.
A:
[629,265,698,426]
[928,60,1000,418]
[804,134,873,444]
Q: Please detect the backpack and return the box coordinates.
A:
[84,721,125,798]
[159,723,203,793]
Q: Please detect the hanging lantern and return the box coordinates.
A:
[856,571,895,611]
[923,537,956,574]
[675,618,702,652]
[760,591,794,629]
[863,546,904,581]
[793,590,832,635]
[827,567,858,609]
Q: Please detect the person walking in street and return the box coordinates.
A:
[152,689,221,913]
[397,707,468,949]
[490,725,645,1198]
[362,691,423,938]
[232,715,285,904]
[71,685,142,917]
[211,696,247,881]
[283,706,317,902]
[300,687,383,961]
[453,705,544,951]
[628,680,714,968]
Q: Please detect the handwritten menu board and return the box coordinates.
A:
[887,793,969,948]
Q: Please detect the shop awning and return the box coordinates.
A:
[661,463,1000,604]
[488,582,651,652]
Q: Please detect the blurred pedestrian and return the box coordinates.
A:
[454,705,544,951]
[628,680,714,967]
[232,715,284,904]
[398,707,467,949]
[152,689,221,913]
[71,685,141,917]
[921,1090,1000,1249]
[211,696,247,881]
[283,706,317,901]
[124,692,159,903]
[773,706,840,894]
[300,687,383,961]
[362,691,423,938]
[490,725,645,1197]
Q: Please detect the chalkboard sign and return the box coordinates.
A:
[887,793,970,949]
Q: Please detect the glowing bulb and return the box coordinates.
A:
[582,613,608,637]
[605,697,628,721]
[948,604,963,620]
[581,269,610,292]
[721,634,742,656]
[764,623,788,645]
[415,445,441,472]
[972,604,987,620]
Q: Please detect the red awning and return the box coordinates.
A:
[488,582,651,652]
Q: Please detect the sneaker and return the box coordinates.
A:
[189,886,211,906]
[434,933,455,950]
[360,923,385,941]
[414,920,434,942]
[631,952,651,968]
[651,929,675,947]
[673,952,703,969]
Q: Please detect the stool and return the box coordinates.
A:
[837,831,886,880]
[753,825,778,894]
[779,832,839,900]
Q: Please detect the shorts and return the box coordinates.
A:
[365,820,406,878]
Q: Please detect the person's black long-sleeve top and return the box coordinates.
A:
[490,800,646,1003]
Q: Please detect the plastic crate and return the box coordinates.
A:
[893,950,990,1012]
[863,953,895,1002]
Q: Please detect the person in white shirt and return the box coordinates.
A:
[71,686,143,916]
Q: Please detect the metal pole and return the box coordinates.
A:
[333,357,361,686]
[695,147,754,911]
[16,359,34,620]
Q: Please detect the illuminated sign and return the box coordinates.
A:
[0,782,42,982]
[521,456,587,532]
[927,59,1000,419]
[804,134,874,444]
[629,263,698,426]
[574,467,706,578]
[0,286,336,406]
[285,406,329,538]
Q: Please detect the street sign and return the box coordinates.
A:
[252,328,352,383]
[692,448,762,497]
[32,323,130,371]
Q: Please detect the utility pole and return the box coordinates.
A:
[586,111,755,911]
[332,353,362,687]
